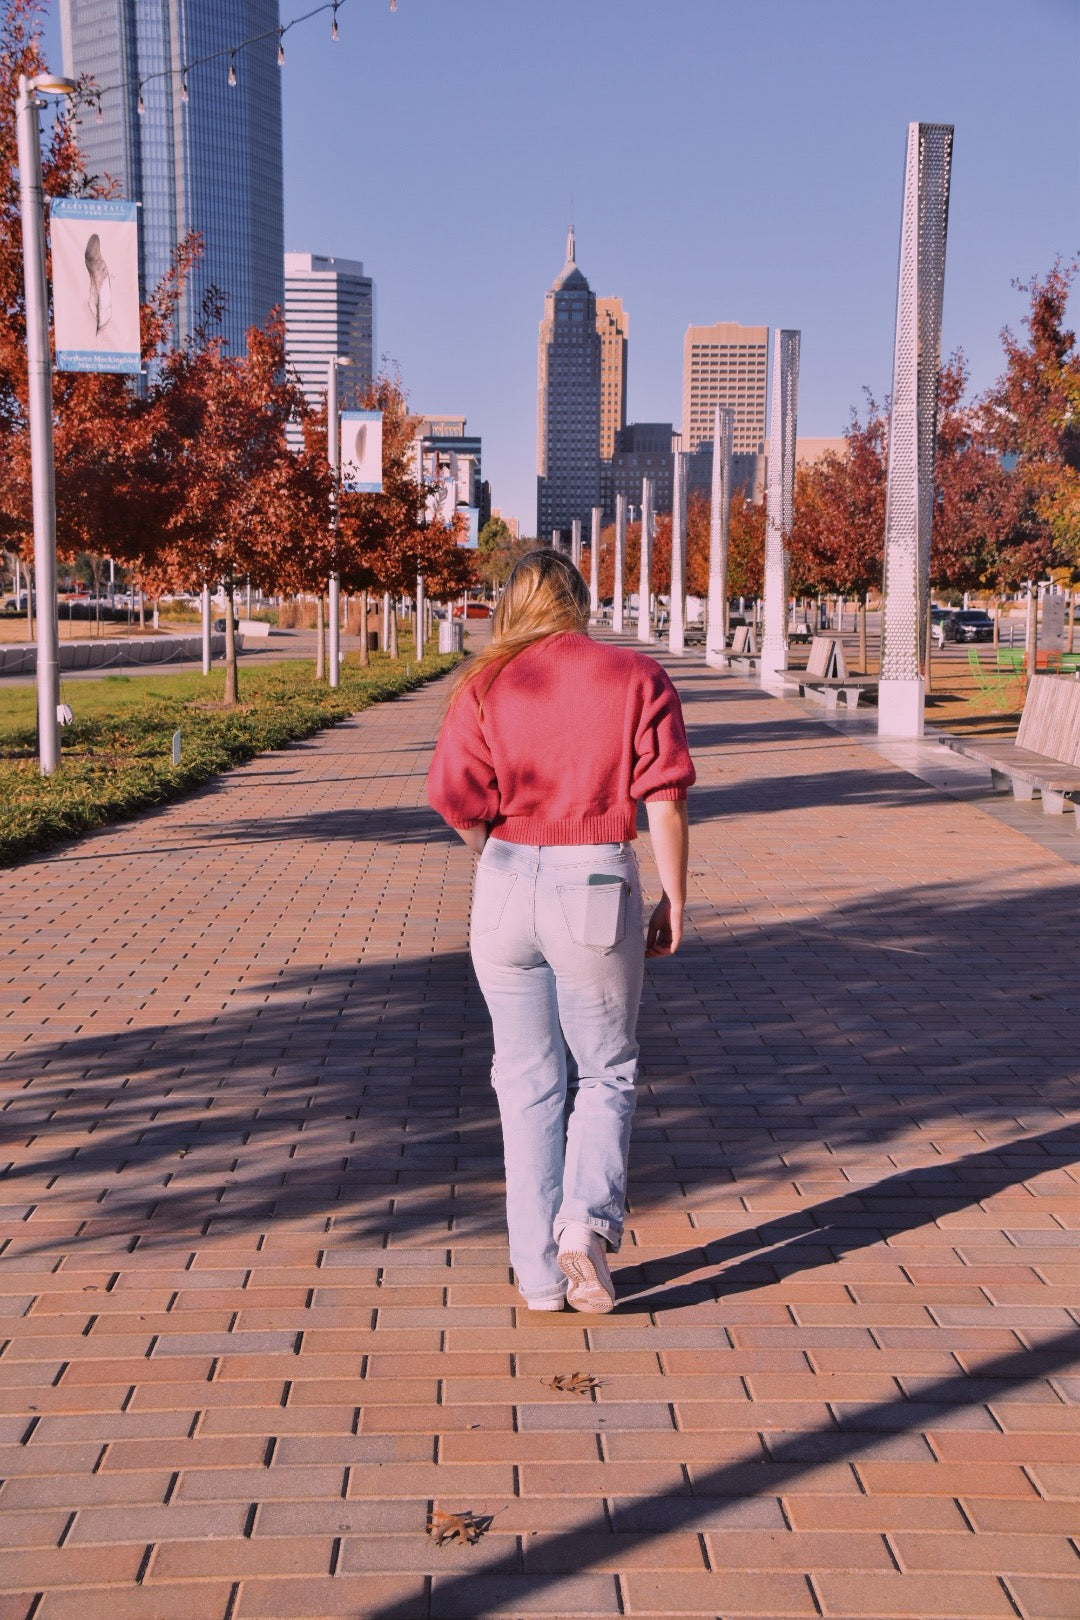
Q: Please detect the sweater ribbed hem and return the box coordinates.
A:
[492,811,637,846]
[640,786,688,802]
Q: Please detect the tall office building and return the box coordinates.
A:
[284,254,374,437]
[61,0,285,358]
[536,228,601,541]
[682,322,769,455]
[595,296,628,461]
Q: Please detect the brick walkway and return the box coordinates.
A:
[2,649,1078,1620]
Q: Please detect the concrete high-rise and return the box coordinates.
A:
[284,253,374,436]
[595,296,628,461]
[61,0,285,358]
[682,322,769,456]
[536,228,601,542]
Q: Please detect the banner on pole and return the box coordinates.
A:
[458,507,479,549]
[340,409,383,492]
[51,199,141,374]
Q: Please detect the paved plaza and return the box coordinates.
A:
[1,645,1079,1620]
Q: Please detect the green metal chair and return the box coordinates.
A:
[968,647,1013,707]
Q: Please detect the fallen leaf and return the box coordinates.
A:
[428,1509,490,1546]
[542,1372,603,1394]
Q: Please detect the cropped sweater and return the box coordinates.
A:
[426,632,695,846]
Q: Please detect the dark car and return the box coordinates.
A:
[942,610,994,643]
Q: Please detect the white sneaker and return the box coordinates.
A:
[525,1296,565,1312]
[557,1223,616,1313]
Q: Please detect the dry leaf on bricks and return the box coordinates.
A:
[427,1509,490,1547]
[542,1372,603,1394]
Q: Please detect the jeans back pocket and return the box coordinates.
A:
[557,879,628,952]
[471,866,517,936]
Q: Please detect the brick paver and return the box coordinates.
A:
[2,645,1079,1619]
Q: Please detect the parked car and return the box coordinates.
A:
[452,602,493,620]
[942,609,994,643]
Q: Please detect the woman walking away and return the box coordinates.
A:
[427,550,694,1312]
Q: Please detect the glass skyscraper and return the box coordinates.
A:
[60,0,285,357]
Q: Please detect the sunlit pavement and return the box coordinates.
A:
[1,646,1078,1620]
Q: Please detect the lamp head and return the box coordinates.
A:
[31,74,78,97]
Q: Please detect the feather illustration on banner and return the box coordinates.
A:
[84,234,112,335]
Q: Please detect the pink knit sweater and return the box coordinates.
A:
[427,632,695,845]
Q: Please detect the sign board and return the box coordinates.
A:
[51,198,141,374]
[340,409,383,493]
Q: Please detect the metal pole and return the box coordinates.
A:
[613,493,626,634]
[761,329,801,689]
[637,477,653,643]
[589,506,601,619]
[571,517,582,569]
[16,75,60,774]
[669,452,687,655]
[327,358,341,689]
[415,573,425,661]
[201,584,211,673]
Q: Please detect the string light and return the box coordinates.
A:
[136,83,145,115]
[84,2,397,113]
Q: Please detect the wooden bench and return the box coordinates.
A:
[944,674,1080,824]
[793,636,877,711]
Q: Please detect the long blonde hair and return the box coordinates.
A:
[452,548,590,709]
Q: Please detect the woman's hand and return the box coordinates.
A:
[457,824,489,854]
[646,895,683,957]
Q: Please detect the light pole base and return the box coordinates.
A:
[878,677,925,737]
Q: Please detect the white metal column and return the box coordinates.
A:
[669,452,687,655]
[878,122,954,738]
[706,405,734,668]
[760,329,801,689]
[589,506,601,617]
[613,493,627,634]
[637,477,653,643]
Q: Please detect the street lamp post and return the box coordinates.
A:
[16,71,77,775]
[327,354,354,690]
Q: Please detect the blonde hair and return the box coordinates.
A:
[451,548,590,709]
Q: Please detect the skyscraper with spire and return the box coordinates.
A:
[536,227,601,543]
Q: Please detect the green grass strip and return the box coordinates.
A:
[0,647,461,867]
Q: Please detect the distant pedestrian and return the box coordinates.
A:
[427,550,694,1311]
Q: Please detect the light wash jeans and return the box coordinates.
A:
[470,839,645,1303]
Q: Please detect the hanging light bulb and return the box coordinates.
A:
[277,28,285,66]
[331,2,339,40]
[136,82,145,116]
[228,51,237,87]
[181,68,189,103]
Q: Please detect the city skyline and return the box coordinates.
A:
[41,0,1079,533]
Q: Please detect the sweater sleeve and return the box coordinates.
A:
[629,663,696,803]
[426,690,499,829]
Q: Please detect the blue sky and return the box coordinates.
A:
[42,0,1079,533]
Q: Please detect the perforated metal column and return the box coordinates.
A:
[637,476,653,643]
[613,492,627,634]
[879,122,953,738]
[761,329,800,685]
[669,452,687,655]
[589,506,602,617]
[706,405,734,665]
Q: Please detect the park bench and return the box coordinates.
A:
[945,673,1080,823]
[793,636,877,711]
[728,623,760,671]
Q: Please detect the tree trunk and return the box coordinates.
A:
[26,566,33,639]
[358,589,369,666]
[1068,588,1076,655]
[316,593,326,681]
[138,588,145,630]
[925,596,933,695]
[153,596,160,631]
[223,579,239,707]
[858,596,867,673]
[389,601,399,660]
[992,596,1000,647]
[1026,585,1037,676]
